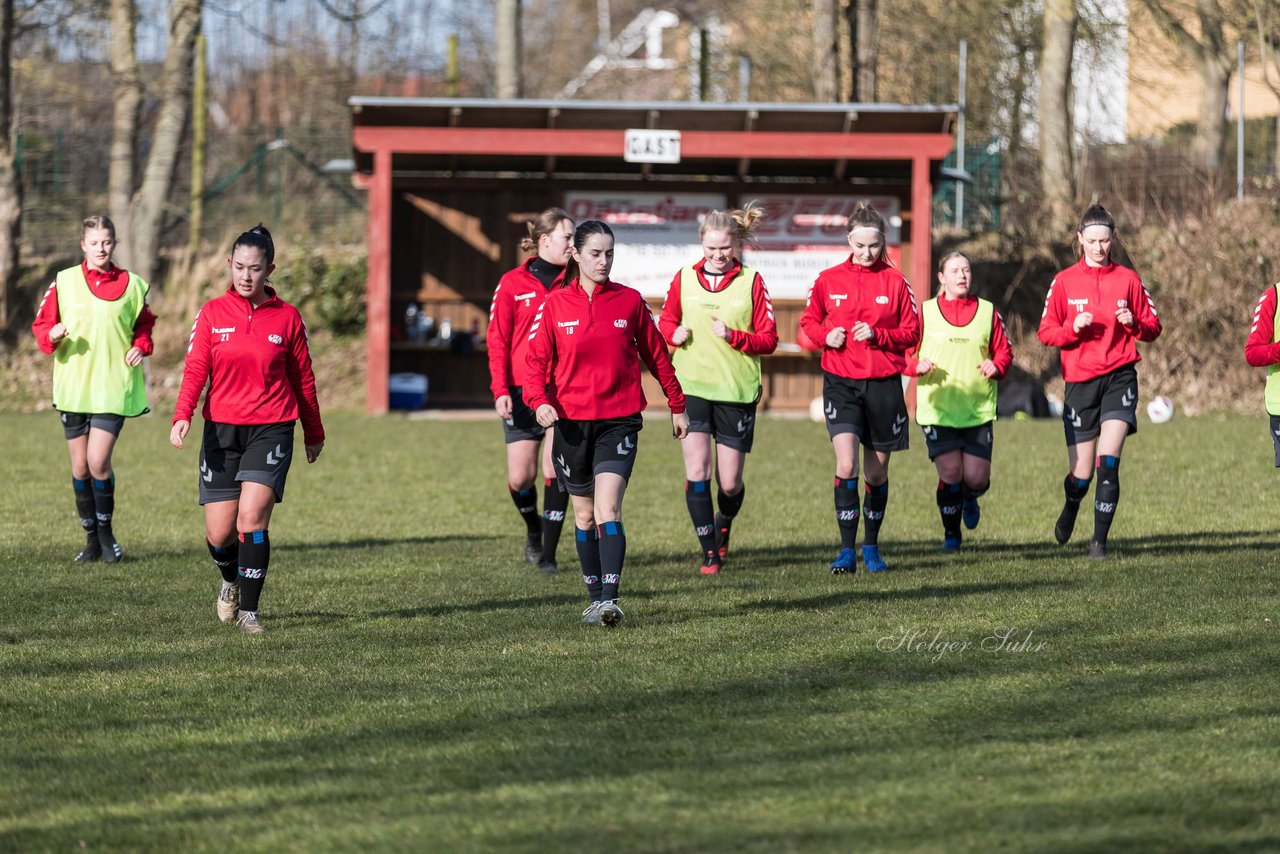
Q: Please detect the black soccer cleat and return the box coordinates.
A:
[74,533,102,563]
[1054,501,1080,545]
[523,532,542,564]
[1088,540,1107,560]
[98,526,123,563]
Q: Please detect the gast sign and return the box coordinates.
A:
[624,129,682,164]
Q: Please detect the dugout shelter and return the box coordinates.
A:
[350,97,958,414]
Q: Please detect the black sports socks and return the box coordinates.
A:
[834,476,860,549]
[237,530,270,613]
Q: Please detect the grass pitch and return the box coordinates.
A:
[2,411,1278,852]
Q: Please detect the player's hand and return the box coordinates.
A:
[978,359,999,379]
[710,316,729,340]
[305,442,324,463]
[1072,311,1094,333]
[124,346,143,367]
[535,404,559,428]
[672,412,690,439]
[49,322,68,344]
[1115,306,1134,328]
[170,420,190,449]
[495,394,513,419]
[671,325,690,346]
[825,326,847,348]
[851,321,874,342]
[915,358,935,376]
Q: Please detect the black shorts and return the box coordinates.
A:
[685,395,759,453]
[1269,415,1280,467]
[920,422,994,461]
[199,420,296,505]
[551,414,643,496]
[1063,364,1138,444]
[502,386,547,444]
[822,373,909,451]
[58,411,125,440]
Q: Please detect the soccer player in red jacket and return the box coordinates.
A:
[659,203,778,574]
[525,220,689,627]
[32,215,157,564]
[487,208,574,574]
[1245,282,1280,462]
[170,225,325,634]
[799,204,921,574]
[1038,204,1161,559]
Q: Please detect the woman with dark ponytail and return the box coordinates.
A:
[799,203,921,574]
[1038,204,1161,559]
[170,225,325,634]
[524,220,688,627]
[486,208,575,574]
[31,215,157,563]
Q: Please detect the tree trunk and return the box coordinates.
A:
[811,0,838,101]
[850,0,878,102]
[0,0,20,336]
[1138,0,1234,169]
[1192,0,1232,168]
[1039,0,1077,231]
[130,0,202,286]
[108,0,141,269]
[495,0,522,99]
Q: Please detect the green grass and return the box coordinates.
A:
[2,411,1278,852]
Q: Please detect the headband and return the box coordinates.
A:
[849,226,883,240]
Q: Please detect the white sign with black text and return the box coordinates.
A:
[623,129,682,164]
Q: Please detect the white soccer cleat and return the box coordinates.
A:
[581,601,605,626]
[598,600,624,627]
[236,611,266,635]
[217,580,240,624]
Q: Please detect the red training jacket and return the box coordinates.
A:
[1245,285,1280,367]
[31,262,157,355]
[1037,257,1162,383]
[798,256,921,379]
[524,278,686,420]
[657,257,779,356]
[172,287,325,445]
[487,258,564,400]
[904,296,1014,377]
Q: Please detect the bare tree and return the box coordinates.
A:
[1137,0,1236,168]
[129,0,202,285]
[108,0,140,270]
[0,0,18,334]
[1040,0,1077,230]
[847,0,878,101]
[812,0,839,101]
[496,0,522,98]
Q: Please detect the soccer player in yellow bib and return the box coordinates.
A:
[31,216,156,564]
[658,204,778,574]
[907,252,1013,551]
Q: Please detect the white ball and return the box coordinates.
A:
[809,396,825,423]
[1146,395,1174,424]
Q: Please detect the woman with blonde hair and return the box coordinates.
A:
[31,215,156,563]
[659,203,778,574]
